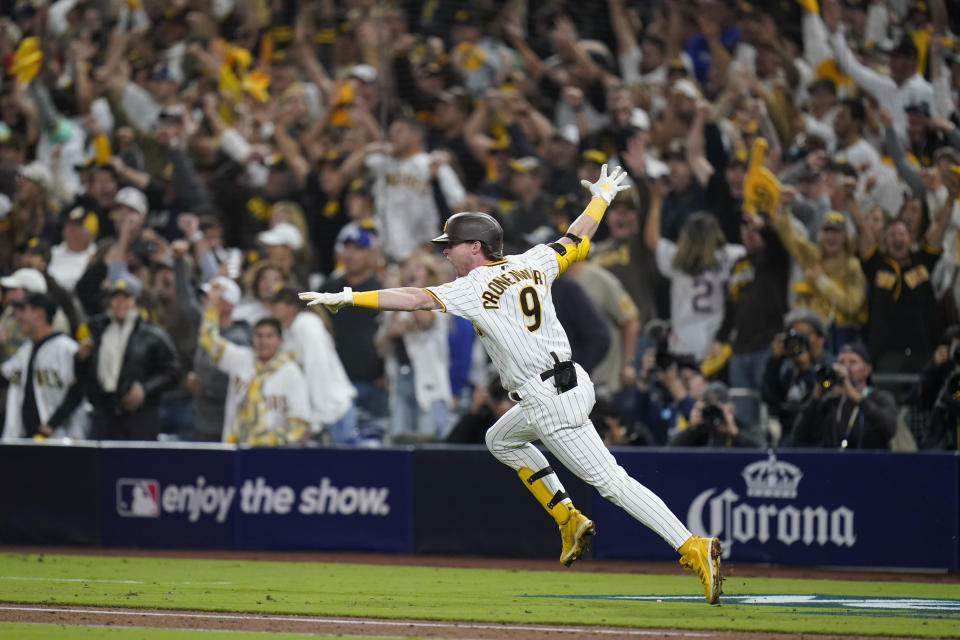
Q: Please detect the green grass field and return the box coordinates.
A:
[1,553,958,638]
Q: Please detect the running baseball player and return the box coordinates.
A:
[300,165,722,604]
[1,293,88,440]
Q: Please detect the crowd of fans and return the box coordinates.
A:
[1,0,959,451]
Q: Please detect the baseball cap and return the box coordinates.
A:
[0,267,47,293]
[269,286,301,305]
[258,222,303,250]
[348,63,377,84]
[20,236,50,259]
[629,108,651,131]
[905,102,931,117]
[671,78,701,100]
[784,308,826,337]
[65,206,99,237]
[158,104,187,123]
[22,291,56,320]
[826,156,858,178]
[701,381,730,405]
[508,156,542,174]
[113,186,148,215]
[106,274,142,298]
[336,223,375,250]
[822,210,848,231]
[554,123,579,145]
[18,161,52,190]
[581,149,607,165]
[839,341,871,365]
[347,177,372,198]
[201,276,242,306]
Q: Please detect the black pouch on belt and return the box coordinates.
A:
[547,351,577,393]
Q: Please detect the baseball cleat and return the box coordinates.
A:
[559,508,596,567]
[678,536,723,604]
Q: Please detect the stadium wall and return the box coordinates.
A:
[0,443,956,571]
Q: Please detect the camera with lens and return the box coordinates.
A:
[814,364,842,390]
[655,344,675,371]
[700,404,726,430]
[784,328,810,357]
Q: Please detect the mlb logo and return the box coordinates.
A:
[117,478,160,518]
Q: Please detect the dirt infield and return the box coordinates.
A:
[0,603,928,640]
[1,547,956,639]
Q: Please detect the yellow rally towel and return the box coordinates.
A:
[12,37,43,85]
[742,138,781,217]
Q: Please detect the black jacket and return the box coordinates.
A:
[792,388,897,449]
[81,313,180,413]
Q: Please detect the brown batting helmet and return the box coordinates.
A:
[431,212,504,259]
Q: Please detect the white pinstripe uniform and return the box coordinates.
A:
[426,244,692,550]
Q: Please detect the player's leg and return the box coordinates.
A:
[485,404,596,566]
[538,419,722,603]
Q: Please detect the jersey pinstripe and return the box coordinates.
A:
[1,334,88,439]
[426,244,570,391]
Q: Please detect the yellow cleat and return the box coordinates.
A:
[678,536,723,604]
[559,508,596,567]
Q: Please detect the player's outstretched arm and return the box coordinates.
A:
[299,286,442,314]
[564,164,630,244]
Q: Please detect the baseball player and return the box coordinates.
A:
[1,293,88,440]
[300,166,722,604]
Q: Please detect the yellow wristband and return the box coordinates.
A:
[352,290,380,309]
[584,197,607,223]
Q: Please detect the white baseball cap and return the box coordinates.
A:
[201,276,242,306]
[672,79,701,100]
[0,267,48,293]
[258,222,303,250]
[18,161,52,190]
[348,64,377,84]
[555,123,579,145]
[629,108,651,131]
[113,186,148,216]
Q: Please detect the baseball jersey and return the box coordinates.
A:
[1,333,88,440]
[426,244,570,391]
[655,238,746,361]
[366,151,466,262]
[200,311,310,444]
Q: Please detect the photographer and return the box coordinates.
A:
[761,309,832,445]
[791,343,897,450]
[668,382,762,448]
[634,343,704,445]
[918,326,960,449]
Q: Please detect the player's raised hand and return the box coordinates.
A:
[299,287,353,313]
[581,164,630,205]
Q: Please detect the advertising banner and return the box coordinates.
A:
[99,445,236,548]
[238,448,413,552]
[591,449,960,570]
[98,445,414,552]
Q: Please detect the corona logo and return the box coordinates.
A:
[742,451,803,498]
[687,452,855,558]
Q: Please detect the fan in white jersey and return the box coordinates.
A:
[645,183,745,361]
[200,288,311,447]
[1,293,88,440]
[301,165,724,604]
